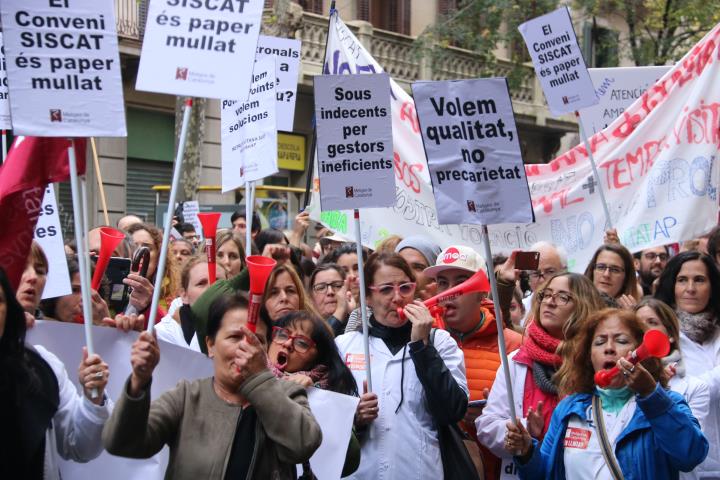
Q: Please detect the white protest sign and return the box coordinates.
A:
[181,200,203,239]
[26,321,214,480]
[0,33,12,129]
[0,0,126,136]
[37,186,70,299]
[412,78,533,225]
[314,73,394,210]
[221,57,278,191]
[308,13,720,272]
[256,35,301,132]
[580,66,671,134]
[297,388,359,480]
[137,0,263,100]
[518,6,597,116]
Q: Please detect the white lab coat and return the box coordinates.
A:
[668,369,711,480]
[336,329,468,480]
[34,345,111,480]
[680,330,720,478]
[155,310,201,353]
[476,350,527,479]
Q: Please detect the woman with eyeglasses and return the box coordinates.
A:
[268,310,361,477]
[335,252,468,479]
[584,243,641,308]
[477,273,604,477]
[654,251,720,478]
[309,264,356,336]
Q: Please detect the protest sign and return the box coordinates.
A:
[221,57,278,192]
[518,7,597,116]
[313,73,394,211]
[36,186,71,299]
[137,0,263,100]
[580,66,671,135]
[26,321,213,480]
[413,78,533,225]
[308,14,720,272]
[0,0,126,136]
[181,200,203,239]
[299,388,359,480]
[0,34,12,129]
[256,35,301,132]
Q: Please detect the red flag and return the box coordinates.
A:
[0,137,87,290]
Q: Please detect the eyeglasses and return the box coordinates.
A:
[643,252,669,262]
[595,264,625,275]
[312,281,345,293]
[537,289,573,306]
[528,269,559,280]
[368,282,416,297]
[271,327,316,353]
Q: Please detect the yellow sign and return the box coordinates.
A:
[277,133,306,171]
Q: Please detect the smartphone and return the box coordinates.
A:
[99,256,131,312]
[515,251,540,271]
[468,399,487,408]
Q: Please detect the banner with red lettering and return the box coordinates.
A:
[308,15,720,272]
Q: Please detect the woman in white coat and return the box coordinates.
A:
[336,252,468,479]
[155,255,216,352]
[655,251,720,478]
[476,273,603,478]
[0,266,111,479]
[635,297,710,480]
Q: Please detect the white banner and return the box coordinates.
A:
[137,0,263,100]
[27,321,361,480]
[412,78,533,225]
[221,57,278,191]
[26,321,214,480]
[308,14,720,272]
[314,73,394,210]
[580,66,672,135]
[256,35,301,132]
[518,7,597,116]
[0,0,126,136]
[0,33,12,129]
[37,186,71,299]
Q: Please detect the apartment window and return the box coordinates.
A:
[583,22,619,68]
[356,0,411,35]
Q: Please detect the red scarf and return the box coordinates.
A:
[269,362,330,390]
[520,320,562,367]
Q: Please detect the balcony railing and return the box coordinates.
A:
[115,2,545,113]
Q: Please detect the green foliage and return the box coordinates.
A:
[414,0,558,89]
[574,0,720,65]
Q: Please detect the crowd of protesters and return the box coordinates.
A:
[2,204,720,479]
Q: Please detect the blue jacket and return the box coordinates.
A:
[516,384,708,480]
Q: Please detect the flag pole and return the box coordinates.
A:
[244,181,252,257]
[90,138,110,226]
[146,99,193,333]
[1,130,7,164]
[68,139,98,398]
[575,111,613,229]
[481,225,516,421]
[354,209,373,392]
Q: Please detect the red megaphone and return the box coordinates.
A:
[396,269,491,326]
[246,255,276,332]
[594,329,671,387]
[198,212,221,284]
[91,227,125,291]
